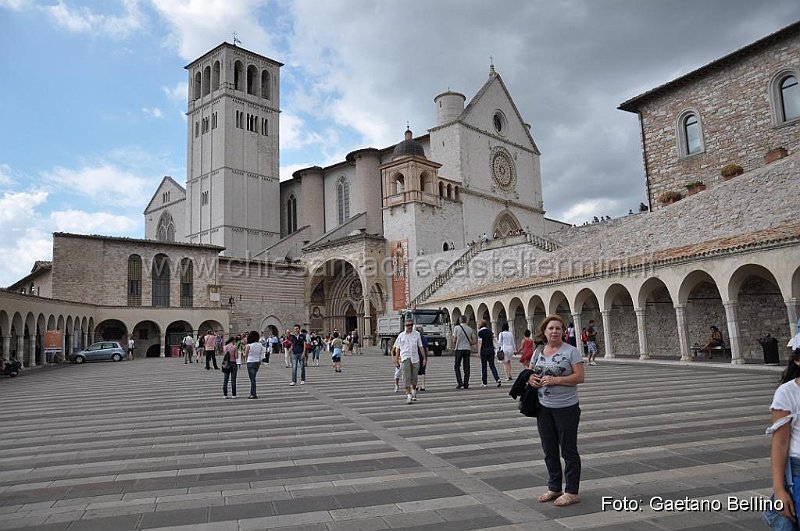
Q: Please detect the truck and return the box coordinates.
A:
[376,309,449,357]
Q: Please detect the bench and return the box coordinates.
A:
[690,344,731,358]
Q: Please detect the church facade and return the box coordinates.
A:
[143,43,553,343]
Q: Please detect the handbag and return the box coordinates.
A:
[221,353,232,373]
[496,348,505,361]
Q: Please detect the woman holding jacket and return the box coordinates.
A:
[528,315,585,507]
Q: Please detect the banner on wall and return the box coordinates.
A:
[390,240,410,311]
[44,330,62,352]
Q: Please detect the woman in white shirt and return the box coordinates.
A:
[766,348,800,528]
[497,322,515,381]
[244,331,264,399]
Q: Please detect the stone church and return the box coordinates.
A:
[2,22,798,366]
[143,42,561,342]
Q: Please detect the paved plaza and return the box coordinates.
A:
[0,351,783,531]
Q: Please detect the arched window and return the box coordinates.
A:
[202,66,211,96]
[676,110,704,157]
[419,172,430,194]
[446,184,452,199]
[261,69,270,99]
[156,211,175,242]
[287,194,297,234]
[127,255,142,307]
[438,182,444,197]
[442,242,449,252]
[152,254,170,307]
[780,75,799,122]
[212,61,220,91]
[193,71,201,100]
[180,258,193,308]
[395,174,405,194]
[234,60,243,91]
[454,186,460,201]
[337,177,350,225]
[247,65,258,95]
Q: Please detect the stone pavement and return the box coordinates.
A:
[0,350,781,530]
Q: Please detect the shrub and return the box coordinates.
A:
[720,164,743,177]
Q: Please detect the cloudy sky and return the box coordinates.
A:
[0,0,798,287]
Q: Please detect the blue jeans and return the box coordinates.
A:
[246,362,260,397]
[764,456,800,530]
[223,365,238,397]
[291,352,305,383]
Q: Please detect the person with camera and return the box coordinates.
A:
[528,315,585,507]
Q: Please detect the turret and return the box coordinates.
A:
[433,91,465,126]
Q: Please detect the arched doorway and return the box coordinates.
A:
[493,210,522,237]
[166,321,192,358]
[638,277,678,358]
[132,320,161,358]
[95,319,127,341]
[306,259,364,338]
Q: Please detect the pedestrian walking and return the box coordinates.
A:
[222,337,238,398]
[330,332,343,373]
[182,333,195,363]
[451,316,476,389]
[392,318,424,404]
[127,337,135,360]
[497,322,515,381]
[203,330,218,370]
[289,325,308,386]
[244,331,263,399]
[416,326,429,391]
[517,329,535,369]
[477,320,501,387]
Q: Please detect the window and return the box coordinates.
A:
[162,191,170,203]
[193,72,201,100]
[195,121,199,137]
[337,177,350,225]
[247,65,258,95]
[211,112,217,129]
[287,194,297,234]
[180,258,193,307]
[202,65,211,96]
[493,111,507,135]
[234,60,243,91]
[212,60,220,91]
[261,69,270,99]
[676,110,704,157]
[152,254,170,307]
[127,255,142,306]
[261,117,268,135]
[156,211,175,242]
[780,75,800,122]
[201,191,209,205]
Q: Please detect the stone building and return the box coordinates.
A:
[619,21,800,210]
[416,23,800,364]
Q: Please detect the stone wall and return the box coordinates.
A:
[52,234,222,308]
[633,30,800,209]
[218,258,306,334]
[737,276,791,357]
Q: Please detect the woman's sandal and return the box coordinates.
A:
[537,490,562,502]
[553,493,581,507]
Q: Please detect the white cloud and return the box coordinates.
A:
[43,163,151,207]
[45,0,145,38]
[0,163,15,185]
[279,163,311,182]
[0,191,52,287]
[149,0,273,60]
[50,210,139,234]
[0,0,30,10]
[162,82,188,102]
[280,113,331,151]
[141,106,164,118]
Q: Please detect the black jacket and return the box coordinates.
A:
[509,368,540,417]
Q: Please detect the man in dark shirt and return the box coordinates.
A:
[289,324,308,386]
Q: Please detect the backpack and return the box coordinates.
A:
[580,329,589,343]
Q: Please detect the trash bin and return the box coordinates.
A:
[759,335,780,365]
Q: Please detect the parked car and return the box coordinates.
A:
[69,341,126,363]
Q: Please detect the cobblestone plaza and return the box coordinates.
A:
[0,352,781,530]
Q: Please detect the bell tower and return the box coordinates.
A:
[184,43,283,257]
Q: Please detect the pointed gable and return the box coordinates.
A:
[458,72,540,155]
[143,176,186,215]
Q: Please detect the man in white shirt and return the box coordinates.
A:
[127,337,135,360]
[182,333,195,364]
[392,318,425,404]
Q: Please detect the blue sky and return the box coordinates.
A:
[1,0,798,287]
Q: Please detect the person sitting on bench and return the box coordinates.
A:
[700,326,724,360]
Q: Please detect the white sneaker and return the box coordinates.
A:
[411,389,417,401]
[590,361,598,366]
[394,384,399,393]
[300,380,305,385]
[289,381,296,386]
[406,394,412,404]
